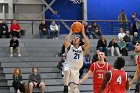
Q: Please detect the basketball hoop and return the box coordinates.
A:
[70,0,83,4]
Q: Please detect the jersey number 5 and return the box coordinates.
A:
[117,75,122,84]
[74,53,80,59]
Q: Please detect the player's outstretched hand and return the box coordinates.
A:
[70,28,74,34]
[79,79,83,85]
[129,82,133,89]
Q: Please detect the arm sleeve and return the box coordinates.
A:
[17,24,21,30]
[39,24,42,30]
[12,75,15,81]
[50,25,53,31]
[20,75,22,81]
[10,25,13,32]
[96,40,100,48]
[123,42,126,48]
[5,24,8,32]
[38,74,42,83]
[118,33,120,39]
[10,40,12,47]
[108,41,112,47]
[117,42,120,48]
[16,40,19,47]
[105,40,107,47]
[55,25,59,31]
[28,74,32,83]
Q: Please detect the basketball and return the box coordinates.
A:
[71,22,83,33]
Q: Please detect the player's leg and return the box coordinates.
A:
[69,69,80,93]
[63,66,70,93]
[69,83,80,93]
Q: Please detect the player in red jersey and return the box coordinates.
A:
[79,52,111,93]
[100,57,129,93]
[130,41,140,87]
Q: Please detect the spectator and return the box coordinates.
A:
[118,28,126,40]
[118,37,128,56]
[96,37,108,56]
[92,50,100,63]
[108,37,121,56]
[92,50,107,63]
[123,31,134,51]
[118,10,128,31]
[50,21,59,39]
[28,67,45,93]
[81,20,91,39]
[10,19,21,38]
[12,68,25,93]
[135,15,140,37]
[91,22,102,39]
[9,36,21,57]
[132,12,138,35]
[57,53,66,77]
[51,11,61,32]
[39,20,50,39]
[79,51,92,78]
[132,32,139,45]
[0,19,10,38]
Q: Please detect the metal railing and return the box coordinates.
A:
[0,19,131,37]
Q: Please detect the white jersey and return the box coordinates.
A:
[66,45,84,69]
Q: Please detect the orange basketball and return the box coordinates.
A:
[71,22,83,33]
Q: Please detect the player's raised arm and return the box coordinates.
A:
[100,71,111,93]
[64,29,73,49]
[81,26,90,51]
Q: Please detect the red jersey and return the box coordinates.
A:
[10,24,21,32]
[90,62,111,93]
[136,56,140,65]
[108,69,127,93]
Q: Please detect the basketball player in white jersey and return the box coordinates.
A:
[63,26,90,93]
[130,41,140,87]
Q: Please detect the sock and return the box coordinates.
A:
[64,85,68,93]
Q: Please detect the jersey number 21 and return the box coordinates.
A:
[74,53,80,59]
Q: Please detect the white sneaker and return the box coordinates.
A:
[18,54,21,57]
[10,54,13,57]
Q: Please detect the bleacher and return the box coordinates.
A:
[0,35,136,93]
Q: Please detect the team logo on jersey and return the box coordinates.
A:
[72,49,82,53]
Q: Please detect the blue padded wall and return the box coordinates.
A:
[45,0,82,34]
[87,0,140,20]
[87,0,140,34]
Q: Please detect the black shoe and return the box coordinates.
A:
[64,85,68,93]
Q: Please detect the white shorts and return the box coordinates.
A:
[63,65,79,85]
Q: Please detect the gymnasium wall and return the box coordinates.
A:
[87,0,140,20]
[44,0,140,34]
[45,0,82,34]
[87,0,140,34]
